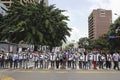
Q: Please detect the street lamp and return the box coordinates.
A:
[114,13,120,17]
[115,26,120,34]
[114,13,120,34]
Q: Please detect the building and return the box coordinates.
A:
[0,42,18,52]
[37,0,48,6]
[0,3,7,16]
[0,0,48,7]
[88,9,112,40]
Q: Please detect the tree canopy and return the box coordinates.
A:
[0,0,71,51]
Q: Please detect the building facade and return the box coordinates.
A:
[88,9,112,40]
[0,3,7,16]
[0,0,48,7]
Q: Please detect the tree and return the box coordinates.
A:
[89,35,109,51]
[78,37,90,50]
[107,17,120,51]
[64,43,74,51]
[0,0,71,51]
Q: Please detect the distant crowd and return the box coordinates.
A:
[0,49,120,71]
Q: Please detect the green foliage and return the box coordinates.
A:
[0,0,71,50]
[88,16,120,52]
[64,43,74,51]
[89,35,109,50]
[78,37,90,50]
[107,17,120,51]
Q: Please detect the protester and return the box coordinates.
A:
[0,48,120,71]
[113,51,120,70]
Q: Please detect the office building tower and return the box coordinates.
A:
[88,9,112,40]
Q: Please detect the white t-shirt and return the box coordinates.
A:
[113,53,120,61]
[83,54,88,62]
[88,53,93,61]
[50,54,56,61]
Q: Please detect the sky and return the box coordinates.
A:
[49,0,120,42]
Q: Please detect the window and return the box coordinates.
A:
[99,10,105,17]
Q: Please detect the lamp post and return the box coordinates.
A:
[114,13,120,17]
[115,26,120,34]
[114,13,120,35]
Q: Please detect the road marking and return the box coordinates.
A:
[0,75,15,80]
[6,69,120,74]
[76,71,119,74]
[56,71,68,73]
[0,69,9,72]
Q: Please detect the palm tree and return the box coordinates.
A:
[0,0,71,51]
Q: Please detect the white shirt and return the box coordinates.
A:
[50,54,56,61]
[93,54,97,61]
[4,53,8,60]
[18,53,23,59]
[96,53,100,61]
[83,54,88,62]
[68,54,73,61]
[13,54,18,61]
[0,53,3,59]
[34,54,39,61]
[113,53,120,61]
[88,53,93,61]
[107,54,112,61]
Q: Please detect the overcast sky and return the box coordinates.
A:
[49,0,120,42]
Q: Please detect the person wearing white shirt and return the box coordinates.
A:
[13,52,19,69]
[44,53,49,69]
[22,51,27,69]
[83,52,88,69]
[4,52,9,68]
[39,52,44,69]
[34,52,39,69]
[78,53,83,69]
[18,52,23,69]
[93,52,97,69]
[68,53,73,68]
[113,52,120,70]
[56,52,60,69]
[50,52,56,69]
[72,52,78,69]
[0,52,3,68]
[87,52,93,69]
[8,52,13,68]
[28,52,34,67]
[22,51,29,69]
[106,53,112,69]
[98,53,105,69]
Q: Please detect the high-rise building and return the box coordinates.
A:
[0,3,7,16]
[0,0,48,7]
[88,9,112,40]
[37,0,48,6]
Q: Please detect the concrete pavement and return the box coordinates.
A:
[0,69,120,80]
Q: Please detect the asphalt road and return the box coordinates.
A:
[0,69,120,80]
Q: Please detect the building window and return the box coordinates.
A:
[99,10,105,17]
[3,3,10,7]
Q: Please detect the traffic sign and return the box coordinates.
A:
[109,36,116,39]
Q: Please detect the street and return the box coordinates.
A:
[0,69,120,80]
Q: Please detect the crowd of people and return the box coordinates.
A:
[0,49,120,71]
